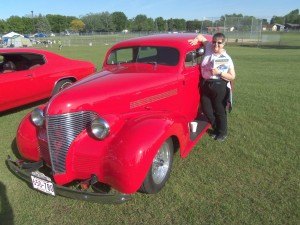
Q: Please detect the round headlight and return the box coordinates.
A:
[31,108,45,127]
[91,118,110,140]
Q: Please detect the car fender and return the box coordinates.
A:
[103,113,188,193]
[16,113,40,161]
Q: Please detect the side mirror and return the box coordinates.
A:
[196,47,205,56]
[185,53,194,63]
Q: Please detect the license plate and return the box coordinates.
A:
[31,171,55,196]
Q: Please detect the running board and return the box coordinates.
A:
[190,114,210,141]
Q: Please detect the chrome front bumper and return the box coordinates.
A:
[6,156,131,204]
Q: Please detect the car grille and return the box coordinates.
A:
[46,111,98,174]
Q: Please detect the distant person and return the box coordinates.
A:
[58,40,63,50]
[189,33,236,141]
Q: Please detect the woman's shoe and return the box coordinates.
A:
[215,134,227,142]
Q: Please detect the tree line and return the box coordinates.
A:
[0,9,298,35]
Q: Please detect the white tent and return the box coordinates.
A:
[2,31,31,47]
[2,31,24,38]
[6,36,32,47]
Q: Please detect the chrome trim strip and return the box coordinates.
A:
[130,89,178,109]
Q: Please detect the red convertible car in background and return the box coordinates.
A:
[0,48,96,112]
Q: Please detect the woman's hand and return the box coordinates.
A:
[212,68,221,76]
[188,34,207,46]
[188,38,199,46]
[221,67,236,81]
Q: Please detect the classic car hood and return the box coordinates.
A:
[46,65,178,115]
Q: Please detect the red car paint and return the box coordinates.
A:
[16,34,212,194]
[0,48,95,112]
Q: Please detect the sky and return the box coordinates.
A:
[0,0,298,22]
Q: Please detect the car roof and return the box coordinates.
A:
[0,48,68,62]
[112,33,212,51]
[0,48,52,55]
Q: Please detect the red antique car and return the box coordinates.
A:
[7,34,212,203]
[0,48,96,112]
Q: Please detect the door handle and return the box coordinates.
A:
[26,74,33,77]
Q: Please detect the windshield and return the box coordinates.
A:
[107,46,179,66]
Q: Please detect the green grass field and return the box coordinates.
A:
[0,43,299,225]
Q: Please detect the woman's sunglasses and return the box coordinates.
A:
[212,41,224,45]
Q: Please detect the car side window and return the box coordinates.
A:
[0,53,45,72]
[107,48,133,64]
[0,56,3,72]
[25,54,45,69]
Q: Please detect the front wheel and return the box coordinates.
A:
[52,79,74,95]
[139,138,174,194]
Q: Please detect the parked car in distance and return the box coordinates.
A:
[34,33,47,38]
[7,34,212,203]
[0,48,96,112]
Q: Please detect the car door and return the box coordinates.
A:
[25,53,54,98]
[0,69,37,111]
[178,50,202,121]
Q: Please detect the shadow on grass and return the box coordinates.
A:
[10,138,22,159]
[235,44,300,50]
[0,98,48,117]
[259,45,300,50]
[0,182,14,225]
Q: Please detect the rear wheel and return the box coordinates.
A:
[139,138,174,194]
[52,79,74,95]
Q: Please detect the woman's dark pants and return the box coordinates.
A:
[200,79,228,136]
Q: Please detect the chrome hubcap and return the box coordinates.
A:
[60,82,72,91]
[152,142,171,184]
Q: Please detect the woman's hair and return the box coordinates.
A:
[213,33,226,41]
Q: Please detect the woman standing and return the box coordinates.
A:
[189,33,236,141]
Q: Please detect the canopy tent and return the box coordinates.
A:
[2,31,24,38]
[2,31,31,47]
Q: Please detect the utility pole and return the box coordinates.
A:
[31,11,34,34]
[201,17,206,34]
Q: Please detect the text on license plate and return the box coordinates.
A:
[31,176,55,196]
